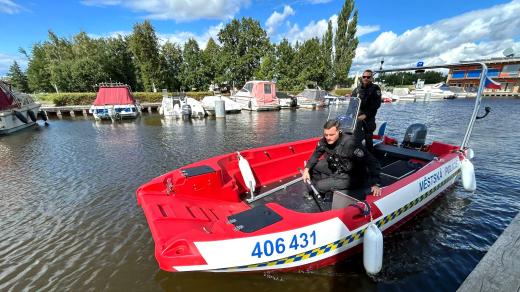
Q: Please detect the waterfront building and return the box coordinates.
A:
[447,57,520,93]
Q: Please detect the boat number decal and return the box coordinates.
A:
[251,231,317,258]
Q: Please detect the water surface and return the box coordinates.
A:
[1,98,519,291]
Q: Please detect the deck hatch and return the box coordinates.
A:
[228,205,282,233]
[181,165,215,177]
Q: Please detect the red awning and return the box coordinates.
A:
[92,86,135,106]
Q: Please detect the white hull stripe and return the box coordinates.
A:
[214,169,460,271]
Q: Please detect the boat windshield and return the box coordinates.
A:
[335,97,360,134]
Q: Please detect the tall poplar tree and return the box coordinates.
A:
[334,0,358,86]
[322,20,334,90]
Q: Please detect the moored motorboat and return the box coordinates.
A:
[295,88,328,109]
[89,83,141,121]
[201,95,242,115]
[137,63,490,273]
[166,97,206,119]
[231,81,280,111]
[0,81,42,135]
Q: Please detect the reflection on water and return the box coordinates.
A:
[0,99,519,291]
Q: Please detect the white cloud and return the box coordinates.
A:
[265,5,295,35]
[284,14,378,44]
[158,23,225,49]
[81,0,250,21]
[0,53,27,76]
[88,30,131,39]
[351,0,520,73]
[285,16,331,44]
[0,0,23,14]
[357,25,380,37]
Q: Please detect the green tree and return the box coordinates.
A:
[103,36,138,90]
[69,32,108,92]
[254,46,276,81]
[201,38,222,87]
[334,0,358,86]
[296,38,326,89]
[218,17,270,87]
[275,39,298,91]
[180,38,206,91]
[322,20,334,90]
[27,44,53,92]
[161,41,183,92]
[7,61,30,92]
[129,20,163,91]
[43,30,74,92]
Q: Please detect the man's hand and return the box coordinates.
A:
[357,114,367,121]
[371,185,382,196]
[302,168,311,183]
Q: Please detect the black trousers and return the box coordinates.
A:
[311,160,351,195]
[355,120,376,152]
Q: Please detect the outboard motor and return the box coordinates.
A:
[181,104,192,119]
[402,123,427,149]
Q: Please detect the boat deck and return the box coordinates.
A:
[250,144,433,213]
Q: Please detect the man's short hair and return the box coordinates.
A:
[323,119,340,130]
[363,69,374,76]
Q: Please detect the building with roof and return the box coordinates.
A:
[447,57,520,93]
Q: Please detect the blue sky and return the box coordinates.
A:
[1,0,519,76]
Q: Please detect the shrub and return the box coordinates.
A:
[332,88,353,96]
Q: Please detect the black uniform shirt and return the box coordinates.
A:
[306,134,381,187]
[352,83,382,124]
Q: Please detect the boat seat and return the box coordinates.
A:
[374,143,436,162]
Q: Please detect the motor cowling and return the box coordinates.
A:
[181,104,192,117]
[402,123,427,149]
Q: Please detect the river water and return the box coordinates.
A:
[1,98,519,291]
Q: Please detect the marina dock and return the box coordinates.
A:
[41,102,161,117]
[458,211,520,292]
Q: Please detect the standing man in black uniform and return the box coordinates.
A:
[351,69,382,152]
[302,120,382,199]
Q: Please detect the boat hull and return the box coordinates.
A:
[137,136,463,273]
[231,95,280,111]
[0,103,41,135]
[90,104,141,120]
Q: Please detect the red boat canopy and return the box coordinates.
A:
[93,85,135,106]
[0,84,15,110]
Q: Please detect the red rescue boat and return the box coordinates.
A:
[137,63,491,272]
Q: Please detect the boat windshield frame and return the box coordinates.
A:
[376,62,488,151]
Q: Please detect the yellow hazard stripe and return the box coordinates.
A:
[219,170,460,271]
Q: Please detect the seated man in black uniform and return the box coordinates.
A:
[302,119,382,200]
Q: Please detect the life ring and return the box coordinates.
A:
[114,113,121,120]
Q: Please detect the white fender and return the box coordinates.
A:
[465,148,475,160]
[363,223,383,275]
[237,152,256,194]
[461,158,476,192]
